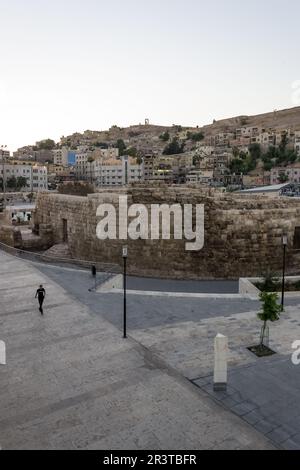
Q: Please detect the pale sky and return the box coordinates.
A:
[1,0,300,152]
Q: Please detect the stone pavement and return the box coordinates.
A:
[32,262,300,449]
[192,355,300,450]
[0,252,274,450]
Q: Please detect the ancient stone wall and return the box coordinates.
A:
[34,188,300,279]
[0,225,22,248]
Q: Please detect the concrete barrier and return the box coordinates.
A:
[0,340,6,365]
[213,334,228,391]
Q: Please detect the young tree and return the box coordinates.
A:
[159,131,170,142]
[257,291,281,348]
[125,147,138,157]
[87,156,95,183]
[163,137,185,155]
[116,139,126,155]
[16,176,28,191]
[248,143,262,161]
[6,176,17,190]
[279,174,289,184]
[189,132,204,142]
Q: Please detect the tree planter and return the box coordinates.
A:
[248,345,276,358]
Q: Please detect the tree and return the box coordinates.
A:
[94,142,108,149]
[125,147,138,157]
[257,291,281,349]
[36,139,56,150]
[16,176,28,190]
[116,139,126,155]
[279,132,288,154]
[229,158,245,174]
[187,132,204,142]
[159,131,170,142]
[87,157,95,183]
[248,143,262,161]
[6,176,17,189]
[163,137,185,155]
[279,174,289,183]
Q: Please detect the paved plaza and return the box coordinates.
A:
[1,251,299,449]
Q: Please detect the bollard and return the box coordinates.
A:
[213,334,228,391]
[0,340,6,365]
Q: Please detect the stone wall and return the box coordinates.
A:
[33,187,300,279]
[0,225,22,248]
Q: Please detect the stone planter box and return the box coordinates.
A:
[239,276,300,299]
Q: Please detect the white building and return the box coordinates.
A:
[75,150,94,180]
[52,147,69,166]
[0,162,48,191]
[93,156,143,186]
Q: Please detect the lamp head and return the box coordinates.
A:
[282,234,288,246]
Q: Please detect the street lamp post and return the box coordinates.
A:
[281,234,288,311]
[122,246,128,338]
[1,145,7,210]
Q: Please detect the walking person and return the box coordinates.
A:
[35,284,46,315]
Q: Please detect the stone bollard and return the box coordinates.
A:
[0,340,6,365]
[213,334,228,391]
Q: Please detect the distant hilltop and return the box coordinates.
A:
[59,106,300,148]
[200,106,300,136]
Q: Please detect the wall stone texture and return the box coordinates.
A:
[33,187,300,279]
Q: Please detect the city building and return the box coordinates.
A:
[0,161,48,191]
[93,155,143,186]
[271,163,300,185]
[186,169,213,185]
[92,148,119,160]
[52,147,76,167]
[295,131,300,156]
[143,153,193,183]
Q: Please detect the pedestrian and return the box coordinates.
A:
[35,284,46,315]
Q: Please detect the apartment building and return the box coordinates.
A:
[0,149,10,159]
[74,150,93,179]
[295,131,300,156]
[210,132,235,147]
[93,156,143,186]
[143,153,193,183]
[92,148,119,160]
[52,147,76,167]
[13,147,53,163]
[186,169,213,185]
[236,126,260,138]
[0,161,48,191]
[271,164,300,185]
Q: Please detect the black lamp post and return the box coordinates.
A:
[281,234,288,311]
[122,246,128,338]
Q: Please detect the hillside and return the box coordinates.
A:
[59,106,300,153]
[199,106,300,136]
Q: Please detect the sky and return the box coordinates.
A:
[1,0,300,152]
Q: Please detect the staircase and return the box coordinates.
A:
[42,243,71,261]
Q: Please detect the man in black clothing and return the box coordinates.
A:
[35,284,46,315]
